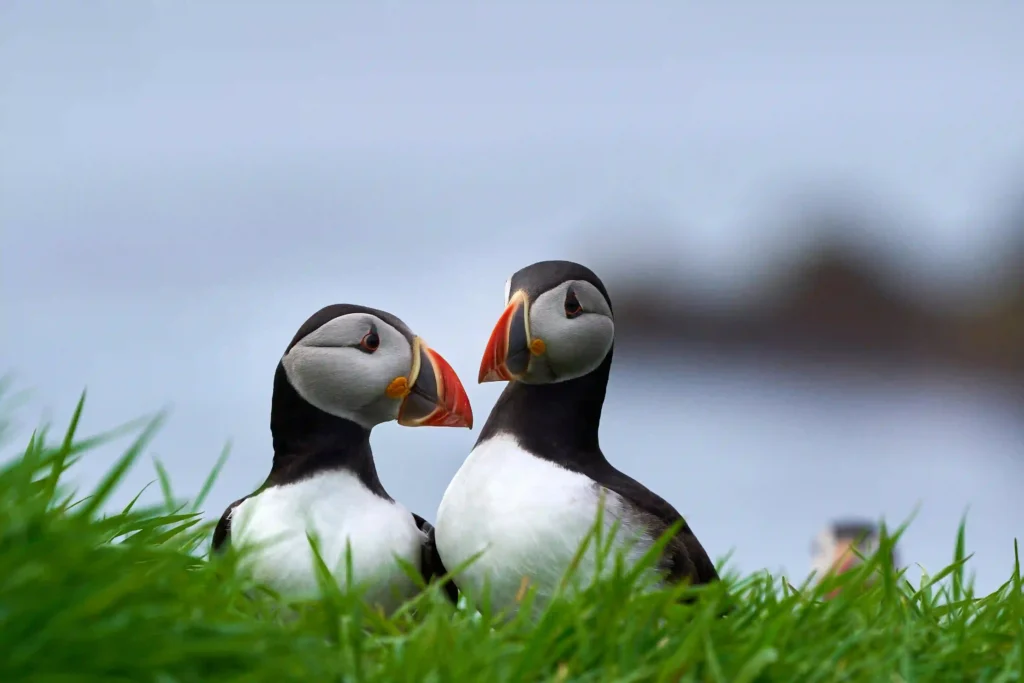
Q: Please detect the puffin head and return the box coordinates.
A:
[810,520,888,580]
[478,260,614,386]
[276,304,473,431]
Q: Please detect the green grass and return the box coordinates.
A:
[1,390,1022,683]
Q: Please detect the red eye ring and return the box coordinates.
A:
[564,288,583,318]
[360,329,380,353]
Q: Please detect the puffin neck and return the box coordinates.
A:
[477,350,613,464]
[267,364,390,499]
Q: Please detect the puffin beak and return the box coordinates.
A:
[396,338,474,429]
[479,290,535,383]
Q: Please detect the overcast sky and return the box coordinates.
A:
[2,1,1023,593]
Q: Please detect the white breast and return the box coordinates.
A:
[435,434,657,612]
[229,469,424,613]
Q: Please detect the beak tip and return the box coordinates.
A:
[449,394,474,430]
[478,358,513,383]
[476,363,491,384]
[401,345,475,429]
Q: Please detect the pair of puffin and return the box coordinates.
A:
[213,260,718,613]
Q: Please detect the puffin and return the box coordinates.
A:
[212,304,470,611]
[811,519,898,599]
[434,260,718,611]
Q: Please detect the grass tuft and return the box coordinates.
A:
[0,390,1021,682]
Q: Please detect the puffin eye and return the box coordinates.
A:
[564,288,583,319]
[359,327,380,353]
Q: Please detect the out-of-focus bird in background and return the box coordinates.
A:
[811,519,899,599]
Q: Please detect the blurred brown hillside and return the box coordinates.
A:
[598,199,1024,384]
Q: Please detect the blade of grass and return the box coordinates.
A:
[190,440,231,514]
[76,412,166,520]
[42,390,87,506]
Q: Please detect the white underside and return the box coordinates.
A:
[435,434,658,612]
[229,469,424,613]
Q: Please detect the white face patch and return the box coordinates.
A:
[810,529,837,578]
[521,279,614,384]
[503,278,512,306]
[281,313,414,428]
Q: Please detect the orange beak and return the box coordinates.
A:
[396,338,473,429]
[479,291,534,384]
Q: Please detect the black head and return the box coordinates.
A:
[479,260,615,386]
[505,261,613,316]
[270,303,473,453]
[831,520,880,543]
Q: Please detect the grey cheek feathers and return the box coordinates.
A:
[279,340,413,427]
[515,279,615,384]
[527,313,614,384]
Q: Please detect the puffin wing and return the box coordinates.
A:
[412,513,460,604]
[211,495,251,553]
[595,464,719,586]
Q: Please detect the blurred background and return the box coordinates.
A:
[2,1,1022,594]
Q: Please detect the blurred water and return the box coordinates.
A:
[595,355,1023,594]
